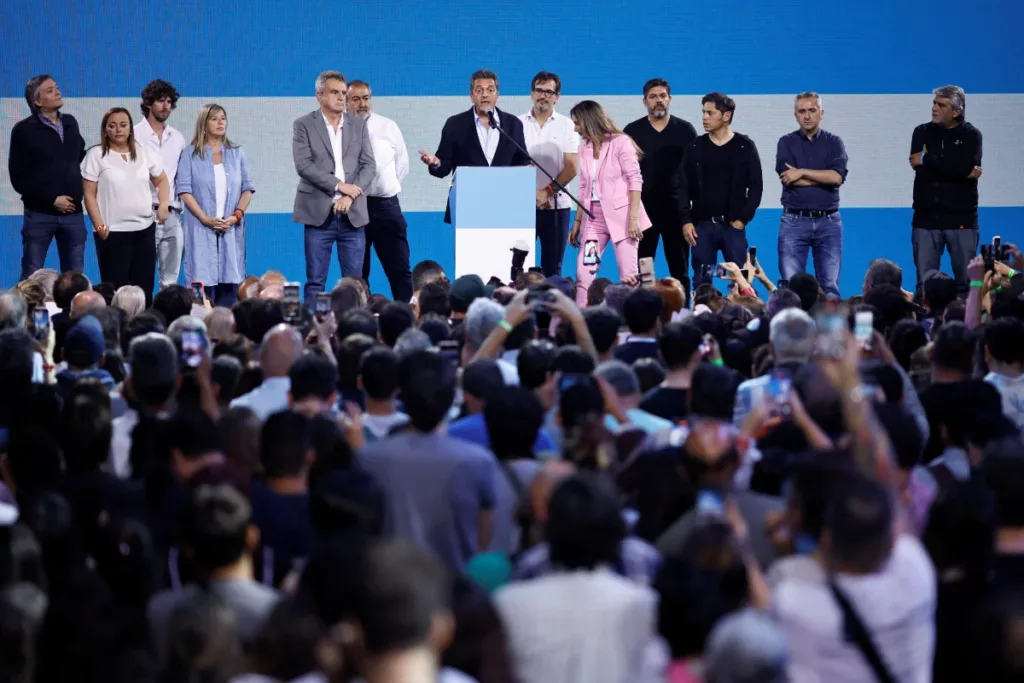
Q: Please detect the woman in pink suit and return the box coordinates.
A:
[568,100,652,306]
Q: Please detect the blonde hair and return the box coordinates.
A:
[100,107,137,160]
[569,100,642,157]
[190,104,237,159]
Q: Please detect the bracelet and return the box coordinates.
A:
[740,286,756,297]
[970,280,984,288]
[93,224,105,233]
[545,184,555,198]
[233,208,245,219]
[1008,268,1018,278]
[711,358,724,367]
[498,319,514,333]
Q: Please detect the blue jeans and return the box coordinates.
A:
[778,211,844,298]
[304,211,365,302]
[912,227,978,296]
[536,208,571,277]
[21,209,87,279]
[691,219,748,288]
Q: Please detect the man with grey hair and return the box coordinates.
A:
[9,74,88,278]
[462,297,519,384]
[292,70,376,302]
[393,327,431,359]
[732,307,816,426]
[910,85,983,295]
[0,290,29,331]
[704,609,788,683]
[230,323,304,421]
[594,360,673,434]
[776,91,849,299]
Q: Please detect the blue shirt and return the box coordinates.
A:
[38,112,64,142]
[447,412,558,456]
[775,129,848,211]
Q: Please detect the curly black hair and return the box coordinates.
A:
[140,79,180,118]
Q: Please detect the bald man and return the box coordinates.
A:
[229,323,304,421]
[70,289,106,318]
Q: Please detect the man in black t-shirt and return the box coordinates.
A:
[623,79,697,297]
[678,93,763,289]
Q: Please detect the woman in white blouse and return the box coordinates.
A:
[82,107,169,306]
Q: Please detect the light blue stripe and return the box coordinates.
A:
[4,208,1022,297]
[3,0,1022,97]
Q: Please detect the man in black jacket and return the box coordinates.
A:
[8,74,88,279]
[418,69,530,223]
[679,92,763,288]
[910,85,983,295]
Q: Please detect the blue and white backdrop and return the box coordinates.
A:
[2,0,1022,296]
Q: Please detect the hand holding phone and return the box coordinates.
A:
[315,293,331,320]
[190,281,205,304]
[854,311,874,350]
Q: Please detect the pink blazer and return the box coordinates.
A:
[577,133,652,243]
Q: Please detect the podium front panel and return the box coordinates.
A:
[451,166,535,281]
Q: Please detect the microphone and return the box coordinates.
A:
[485,108,498,128]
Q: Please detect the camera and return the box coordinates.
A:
[315,293,331,320]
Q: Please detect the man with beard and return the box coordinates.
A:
[347,80,413,302]
[135,79,186,289]
[624,79,697,298]
[519,71,580,277]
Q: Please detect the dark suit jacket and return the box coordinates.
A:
[429,107,530,223]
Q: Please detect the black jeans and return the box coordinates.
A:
[96,223,156,306]
[536,208,571,277]
[362,196,413,302]
[638,202,690,298]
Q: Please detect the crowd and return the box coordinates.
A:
[1,244,1024,683]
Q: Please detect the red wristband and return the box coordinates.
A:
[740,286,756,297]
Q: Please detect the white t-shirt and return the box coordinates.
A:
[81,145,163,232]
[214,163,228,218]
[519,110,580,210]
[768,535,936,683]
[985,371,1024,431]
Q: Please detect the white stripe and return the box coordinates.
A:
[2,94,1021,216]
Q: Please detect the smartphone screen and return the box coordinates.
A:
[582,240,599,267]
[768,370,792,417]
[190,281,205,304]
[315,293,331,319]
[30,307,50,343]
[815,312,846,358]
[696,490,725,517]
[180,329,206,369]
[777,279,789,290]
[749,246,757,263]
[284,282,301,301]
[855,311,874,349]
[715,264,728,279]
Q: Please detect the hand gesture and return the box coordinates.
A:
[337,183,362,198]
[968,166,983,180]
[53,195,76,213]
[683,223,697,247]
[779,163,803,185]
[536,189,550,209]
[334,196,353,214]
[547,287,582,321]
[967,254,985,282]
[418,149,440,167]
[730,220,745,230]
[503,289,534,327]
[1005,243,1024,272]
[201,215,220,229]
[94,224,110,240]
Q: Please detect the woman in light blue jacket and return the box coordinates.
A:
[177,103,254,306]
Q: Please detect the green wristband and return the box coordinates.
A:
[711,358,724,367]
[498,319,514,333]
[970,280,984,288]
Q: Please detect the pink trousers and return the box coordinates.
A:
[574,201,638,307]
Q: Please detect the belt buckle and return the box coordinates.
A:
[711,215,725,224]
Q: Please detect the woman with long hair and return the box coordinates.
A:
[177,104,255,307]
[568,100,652,306]
[81,107,169,306]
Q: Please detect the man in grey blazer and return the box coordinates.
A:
[292,70,376,302]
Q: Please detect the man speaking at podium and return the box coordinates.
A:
[419,70,530,223]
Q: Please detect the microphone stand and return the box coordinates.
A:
[486,109,594,220]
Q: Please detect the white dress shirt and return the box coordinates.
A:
[134,118,185,210]
[229,376,292,422]
[494,567,657,683]
[474,111,499,165]
[520,109,580,210]
[365,113,409,198]
[322,113,344,199]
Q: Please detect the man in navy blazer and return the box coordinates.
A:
[419,69,530,223]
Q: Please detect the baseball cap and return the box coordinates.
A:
[450,275,486,314]
[64,315,105,367]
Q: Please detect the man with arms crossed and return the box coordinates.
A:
[624,78,697,297]
[292,70,376,302]
[419,69,530,223]
[519,71,579,277]
[347,80,414,302]
[776,91,849,299]
[679,92,763,288]
[135,79,186,289]
[9,74,87,278]
[910,85,982,295]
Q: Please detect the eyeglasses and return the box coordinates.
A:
[532,88,558,97]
